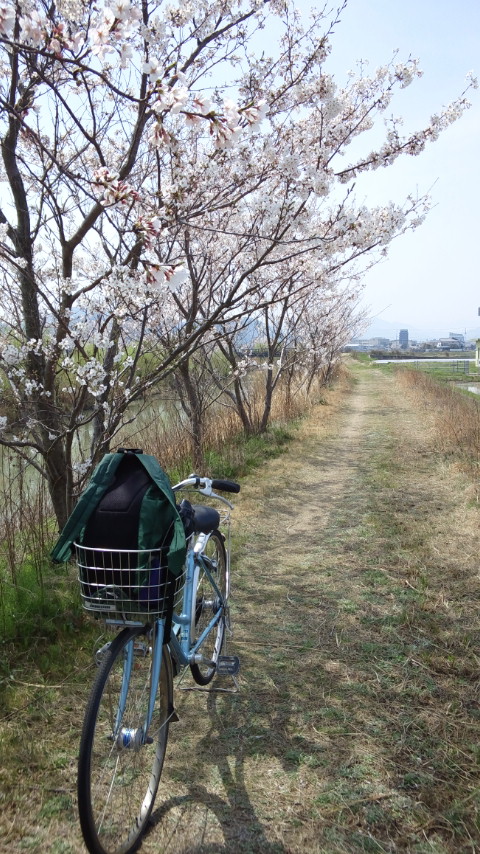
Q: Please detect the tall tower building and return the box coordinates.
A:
[399,329,409,349]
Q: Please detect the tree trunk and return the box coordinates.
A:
[44,441,70,530]
[258,365,274,434]
[177,361,205,471]
[231,377,256,436]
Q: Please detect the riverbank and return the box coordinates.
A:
[1,363,479,852]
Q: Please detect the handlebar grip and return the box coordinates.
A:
[211,479,240,494]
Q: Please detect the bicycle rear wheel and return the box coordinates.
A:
[78,625,172,854]
[190,530,227,686]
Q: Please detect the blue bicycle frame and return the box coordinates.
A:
[169,532,225,669]
[115,530,225,745]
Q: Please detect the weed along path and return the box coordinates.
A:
[2,364,480,853]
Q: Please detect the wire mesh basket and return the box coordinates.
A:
[75,543,185,622]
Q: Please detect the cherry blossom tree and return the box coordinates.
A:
[0,0,475,528]
[291,283,365,396]
[208,270,363,438]
[0,0,275,525]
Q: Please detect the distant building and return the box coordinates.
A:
[345,337,392,351]
[371,337,391,348]
[450,332,465,345]
[399,329,409,349]
[436,337,463,350]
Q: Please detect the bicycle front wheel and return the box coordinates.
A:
[190,530,227,686]
[78,625,173,854]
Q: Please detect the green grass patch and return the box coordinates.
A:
[0,554,81,645]
[378,359,479,384]
[202,423,297,480]
[165,422,298,485]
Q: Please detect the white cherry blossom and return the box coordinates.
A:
[0,0,475,526]
[0,2,14,37]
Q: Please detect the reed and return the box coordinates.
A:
[0,367,331,636]
[0,447,60,637]
[397,368,480,477]
[117,369,328,480]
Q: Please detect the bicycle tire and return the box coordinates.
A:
[190,530,227,686]
[78,625,173,854]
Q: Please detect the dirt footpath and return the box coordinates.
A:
[4,364,480,854]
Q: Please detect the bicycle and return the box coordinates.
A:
[74,474,240,854]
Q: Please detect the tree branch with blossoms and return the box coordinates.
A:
[0,0,475,528]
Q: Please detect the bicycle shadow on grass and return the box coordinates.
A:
[150,787,287,854]
[147,686,290,854]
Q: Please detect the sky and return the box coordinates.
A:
[299,0,480,340]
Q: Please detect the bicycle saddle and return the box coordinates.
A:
[191,504,220,533]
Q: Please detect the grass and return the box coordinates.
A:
[393,367,480,487]
[0,556,78,642]
[377,358,479,384]
[0,365,322,647]
[203,424,296,479]
[121,367,325,482]
[221,363,480,852]
[0,376,340,852]
[2,363,480,852]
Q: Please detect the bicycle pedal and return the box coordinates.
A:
[216,655,240,676]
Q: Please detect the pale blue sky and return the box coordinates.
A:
[314,0,480,338]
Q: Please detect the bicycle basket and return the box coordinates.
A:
[74,543,185,621]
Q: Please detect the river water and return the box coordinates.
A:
[456,384,480,395]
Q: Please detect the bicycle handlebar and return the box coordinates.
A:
[211,479,240,494]
[172,475,240,495]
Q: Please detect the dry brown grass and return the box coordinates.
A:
[0,368,329,639]
[118,370,330,477]
[218,363,480,853]
[397,368,480,488]
[2,362,480,853]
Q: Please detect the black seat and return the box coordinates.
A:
[191,504,220,533]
